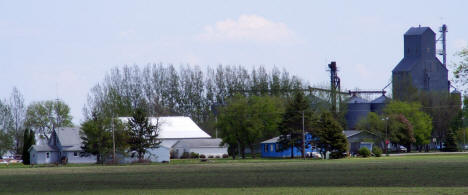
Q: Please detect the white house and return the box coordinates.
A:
[29,127,96,164]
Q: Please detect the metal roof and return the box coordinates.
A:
[371,95,390,104]
[173,138,225,148]
[347,95,368,104]
[159,140,179,149]
[404,27,433,36]
[120,116,211,139]
[393,57,420,72]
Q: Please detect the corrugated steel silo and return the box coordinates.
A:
[371,95,390,114]
[345,95,371,129]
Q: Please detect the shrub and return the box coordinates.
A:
[358,147,371,158]
[372,146,383,157]
[222,154,229,158]
[181,152,190,159]
[190,152,199,159]
[199,154,206,159]
[208,155,214,159]
[330,151,345,159]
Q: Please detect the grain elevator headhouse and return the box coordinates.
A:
[392,26,449,100]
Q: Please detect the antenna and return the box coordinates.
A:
[437,24,448,67]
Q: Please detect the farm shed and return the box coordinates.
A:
[260,133,319,158]
[344,130,379,154]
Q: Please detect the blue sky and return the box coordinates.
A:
[1,0,467,124]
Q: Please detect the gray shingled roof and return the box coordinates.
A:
[343,130,361,138]
[56,127,82,146]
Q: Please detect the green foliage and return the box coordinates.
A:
[372,146,382,157]
[358,147,371,157]
[443,129,458,152]
[0,100,14,157]
[356,112,386,142]
[384,101,431,151]
[81,113,129,164]
[217,94,284,159]
[313,112,348,159]
[127,106,160,161]
[388,114,416,152]
[278,90,311,158]
[452,48,468,88]
[0,130,13,157]
[25,100,73,141]
[21,128,35,165]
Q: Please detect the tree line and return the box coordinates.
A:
[0,87,74,163]
[84,64,308,136]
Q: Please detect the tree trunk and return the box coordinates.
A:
[250,145,256,159]
[240,144,246,159]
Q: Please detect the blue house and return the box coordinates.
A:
[260,133,319,158]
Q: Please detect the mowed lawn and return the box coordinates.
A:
[1,154,468,194]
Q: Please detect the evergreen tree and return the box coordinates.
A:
[21,128,35,165]
[443,129,458,152]
[127,106,160,161]
[278,90,311,158]
[313,112,348,159]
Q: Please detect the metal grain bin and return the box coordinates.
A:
[370,95,390,114]
[345,95,371,129]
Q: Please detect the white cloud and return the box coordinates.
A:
[198,14,296,43]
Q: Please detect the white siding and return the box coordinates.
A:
[30,150,59,164]
[190,147,228,157]
[64,151,97,164]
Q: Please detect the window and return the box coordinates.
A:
[275,144,279,151]
[74,152,78,157]
[270,144,274,152]
[264,144,268,152]
[46,152,49,158]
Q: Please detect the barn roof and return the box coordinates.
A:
[173,138,225,148]
[120,116,211,139]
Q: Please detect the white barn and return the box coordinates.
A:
[120,116,228,161]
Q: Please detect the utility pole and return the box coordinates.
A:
[112,115,116,164]
[302,111,305,160]
[385,117,389,156]
[463,116,465,152]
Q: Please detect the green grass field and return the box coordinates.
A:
[1,154,468,194]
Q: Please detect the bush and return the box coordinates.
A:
[222,154,229,158]
[208,155,214,159]
[199,154,206,159]
[181,152,190,159]
[358,147,371,158]
[372,146,383,157]
[190,152,199,159]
